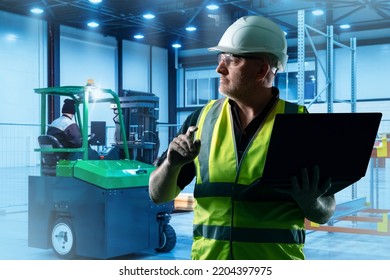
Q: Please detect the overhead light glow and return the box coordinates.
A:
[89,0,102,3]
[90,89,107,101]
[172,43,182,48]
[206,4,219,10]
[143,13,155,19]
[5,33,18,41]
[186,26,197,31]
[134,34,144,39]
[312,9,324,16]
[87,21,99,28]
[340,24,351,29]
[30,7,44,14]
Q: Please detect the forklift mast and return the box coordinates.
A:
[112,89,160,164]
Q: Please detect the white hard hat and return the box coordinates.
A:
[209,16,288,71]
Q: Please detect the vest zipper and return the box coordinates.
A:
[228,99,279,259]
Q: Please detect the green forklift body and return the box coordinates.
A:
[73,159,155,189]
[29,85,177,259]
[56,159,155,189]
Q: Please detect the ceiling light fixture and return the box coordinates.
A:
[186,26,197,31]
[89,0,102,3]
[172,43,182,48]
[30,7,44,14]
[134,34,144,39]
[340,24,351,29]
[87,21,99,28]
[312,9,324,16]
[6,33,18,41]
[206,4,219,10]
[143,13,155,19]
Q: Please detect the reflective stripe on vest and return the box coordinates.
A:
[192,98,306,259]
[193,224,305,244]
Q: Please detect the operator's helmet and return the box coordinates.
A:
[209,15,288,71]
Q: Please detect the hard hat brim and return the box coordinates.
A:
[208,45,253,55]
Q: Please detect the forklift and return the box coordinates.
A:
[28,84,176,259]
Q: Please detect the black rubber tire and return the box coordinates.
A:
[156,224,176,253]
[51,217,77,259]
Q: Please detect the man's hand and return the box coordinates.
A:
[275,165,335,224]
[167,126,201,167]
[289,165,332,204]
[149,126,200,204]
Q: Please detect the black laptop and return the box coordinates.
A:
[260,112,382,195]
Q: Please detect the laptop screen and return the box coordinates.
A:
[260,112,382,195]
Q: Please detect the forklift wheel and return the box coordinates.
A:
[156,224,176,253]
[51,217,76,259]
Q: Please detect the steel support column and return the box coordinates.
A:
[326,25,334,113]
[117,38,123,96]
[297,10,305,106]
[47,20,60,123]
[350,38,357,113]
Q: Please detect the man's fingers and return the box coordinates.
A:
[169,126,200,159]
[187,126,198,134]
[185,126,198,140]
[312,165,320,188]
[300,168,309,190]
[182,126,198,152]
[322,177,332,193]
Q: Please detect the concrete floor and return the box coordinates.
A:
[1,165,390,260]
[1,208,390,260]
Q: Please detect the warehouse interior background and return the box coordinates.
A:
[0,0,390,260]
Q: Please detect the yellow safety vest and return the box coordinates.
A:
[192,98,306,260]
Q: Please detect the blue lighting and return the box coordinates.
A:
[143,13,155,19]
[134,34,144,39]
[87,21,99,28]
[30,8,44,14]
[186,26,197,31]
[312,9,324,16]
[206,4,219,10]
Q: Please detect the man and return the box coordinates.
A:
[149,16,335,260]
[47,98,82,150]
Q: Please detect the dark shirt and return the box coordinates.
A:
[47,115,83,148]
[156,87,280,190]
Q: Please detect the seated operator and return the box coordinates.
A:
[47,99,82,158]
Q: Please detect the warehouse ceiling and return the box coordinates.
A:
[1,0,390,51]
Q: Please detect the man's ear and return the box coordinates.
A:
[256,62,270,81]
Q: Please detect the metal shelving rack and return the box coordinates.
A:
[296,10,357,114]
[296,9,358,199]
